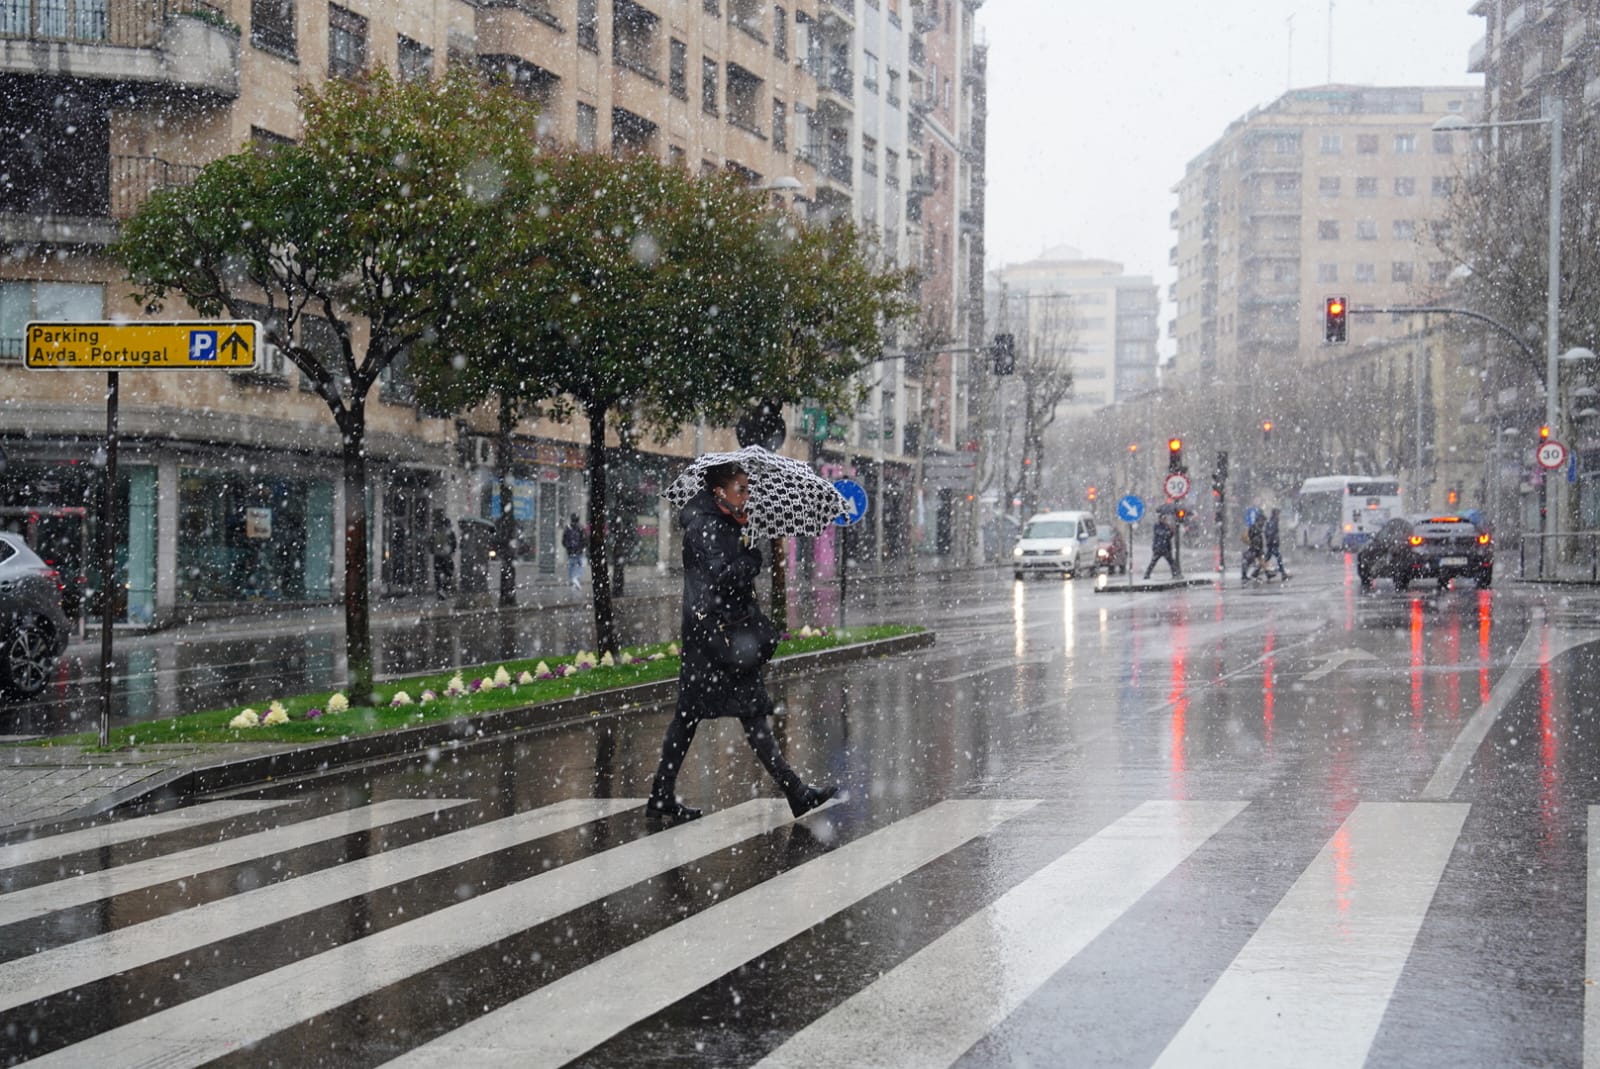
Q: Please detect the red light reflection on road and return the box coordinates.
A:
[1262,631,1276,752]
[1539,628,1559,850]
[1477,592,1493,704]
[1332,825,1354,926]
[1168,613,1190,799]
[1410,598,1426,737]
[1443,610,1462,723]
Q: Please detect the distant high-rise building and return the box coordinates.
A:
[1169,84,1482,382]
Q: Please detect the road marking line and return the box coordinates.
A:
[0,800,291,872]
[1300,647,1380,682]
[1586,806,1600,1069]
[1422,619,1600,800]
[385,799,1040,1069]
[23,799,798,1069]
[754,800,1247,1069]
[0,798,642,1013]
[1153,801,1467,1069]
[0,798,467,926]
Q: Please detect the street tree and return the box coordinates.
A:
[114,67,544,701]
[1006,296,1076,518]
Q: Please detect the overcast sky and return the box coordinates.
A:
[980,0,1485,286]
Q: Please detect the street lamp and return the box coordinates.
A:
[1434,101,1563,539]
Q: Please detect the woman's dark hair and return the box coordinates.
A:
[702,462,747,490]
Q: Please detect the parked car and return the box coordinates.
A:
[1012,510,1098,580]
[0,532,71,698]
[1356,514,1493,592]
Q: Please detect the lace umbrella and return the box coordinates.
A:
[662,445,848,538]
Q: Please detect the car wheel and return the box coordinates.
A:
[1477,568,1493,589]
[1014,570,1024,581]
[2,614,57,699]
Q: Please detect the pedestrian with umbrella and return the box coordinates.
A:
[649,449,845,822]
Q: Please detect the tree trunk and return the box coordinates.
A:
[769,538,787,626]
[496,396,517,608]
[340,408,375,703]
[586,405,619,654]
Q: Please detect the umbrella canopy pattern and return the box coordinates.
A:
[662,446,848,538]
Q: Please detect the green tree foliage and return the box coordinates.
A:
[114,67,544,701]
[414,150,913,652]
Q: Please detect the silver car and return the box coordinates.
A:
[0,532,71,698]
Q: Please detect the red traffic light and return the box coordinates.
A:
[1168,438,1182,453]
[1087,486,1098,502]
[1540,424,1551,440]
[1324,296,1348,344]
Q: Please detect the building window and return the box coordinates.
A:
[887,68,900,108]
[328,4,367,79]
[1355,176,1378,198]
[1429,261,1452,283]
[704,0,718,13]
[863,51,879,92]
[576,101,597,150]
[1317,263,1338,283]
[1393,176,1416,197]
[885,148,898,187]
[1392,219,1416,241]
[861,133,877,175]
[1319,134,1341,154]
[1318,176,1340,197]
[1273,134,1299,155]
[1272,176,1298,198]
[1357,133,1379,154]
[726,64,763,133]
[1392,261,1414,283]
[772,98,787,151]
[1431,221,1453,244]
[612,0,659,80]
[577,0,598,50]
[1317,219,1340,240]
[0,281,103,362]
[1432,130,1454,154]
[1356,219,1378,240]
[612,107,658,156]
[251,0,296,56]
[669,39,687,98]
[702,57,719,114]
[1431,175,1455,196]
[397,35,433,83]
[1393,133,1416,154]
[669,144,686,168]
[1354,262,1377,282]
[774,6,786,58]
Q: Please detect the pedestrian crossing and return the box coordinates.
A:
[0,791,1579,1067]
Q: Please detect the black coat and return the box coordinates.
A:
[675,488,775,720]
[1151,520,1174,555]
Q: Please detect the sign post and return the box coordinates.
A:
[27,320,260,747]
[832,479,868,629]
[1117,494,1145,590]
[1163,473,1190,577]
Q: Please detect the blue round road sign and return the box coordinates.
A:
[833,479,868,526]
[1117,494,1145,523]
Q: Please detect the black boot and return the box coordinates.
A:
[787,783,839,818]
[646,793,702,822]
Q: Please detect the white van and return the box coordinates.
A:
[1012,510,1098,579]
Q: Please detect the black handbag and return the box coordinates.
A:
[709,608,782,672]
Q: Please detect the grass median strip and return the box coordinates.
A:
[41,625,920,750]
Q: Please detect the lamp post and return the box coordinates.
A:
[1434,99,1563,541]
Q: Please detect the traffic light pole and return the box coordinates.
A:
[1346,305,1538,366]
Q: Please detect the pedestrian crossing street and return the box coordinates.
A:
[0,792,1586,1067]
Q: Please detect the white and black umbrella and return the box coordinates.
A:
[662,445,847,538]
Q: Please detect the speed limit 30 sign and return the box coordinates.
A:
[1163,472,1191,499]
[1537,440,1568,470]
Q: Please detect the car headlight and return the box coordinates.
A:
[1012,546,1023,558]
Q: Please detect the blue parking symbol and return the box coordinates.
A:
[189,330,218,361]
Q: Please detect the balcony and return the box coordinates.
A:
[1504,3,1526,36]
[820,0,853,26]
[816,63,853,110]
[1564,19,1593,60]
[907,171,933,197]
[1467,35,1487,72]
[0,0,239,95]
[908,34,924,71]
[1,153,197,246]
[959,206,980,235]
[825,149,852,187]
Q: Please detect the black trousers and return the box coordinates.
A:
[652,711,802,801]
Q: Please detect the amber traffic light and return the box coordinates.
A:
[1324,296,1348,343]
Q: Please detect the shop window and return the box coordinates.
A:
[177,469,334,603]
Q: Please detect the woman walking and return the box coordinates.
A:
[648,462,838,822]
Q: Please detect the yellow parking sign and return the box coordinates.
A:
[25,321,260,370]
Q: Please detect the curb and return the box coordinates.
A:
[15,631,936,833]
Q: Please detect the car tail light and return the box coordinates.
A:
[1408,535,1424,546]
[1477,533,1492,545]
[42,568,64,592]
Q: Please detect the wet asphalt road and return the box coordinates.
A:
[7,553,1600,1066]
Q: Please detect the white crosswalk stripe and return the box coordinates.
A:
[0,795,1528,1068]
[0,798,468,926]
[0,800,291,872]
[754,800,1247,1069]
[0,797,640,1013]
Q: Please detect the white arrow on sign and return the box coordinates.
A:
[1301,648,1381,682]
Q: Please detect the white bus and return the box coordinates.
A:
[1294,476,1403,551]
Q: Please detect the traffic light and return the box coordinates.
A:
[1262,420,1274,443]
[1212,450,1229,496]
[1086,486,1098,503]
[1540,424,1551,441]
[991,333,1016,375]
[1167,437,1184,473]
[1324,296,1348,344]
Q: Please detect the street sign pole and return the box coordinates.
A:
[832,479,868,630]
[26,320,260,748]
[98,372,118,748]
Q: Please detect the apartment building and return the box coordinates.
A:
[0,0,832,621]
[1170,84,1482,384]
[989,247,1159,414]
[1469,0,1598,123]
